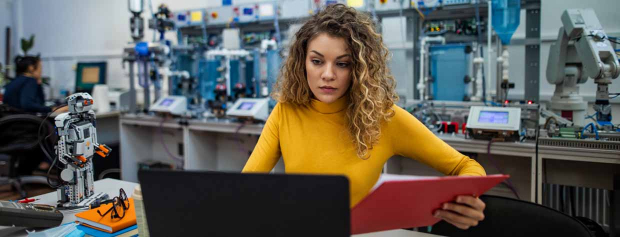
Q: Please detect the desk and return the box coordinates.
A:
[0,179,137,237]
[0,178,441,237]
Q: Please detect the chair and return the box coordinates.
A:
[0,112,55,198]
[425,195,594,237]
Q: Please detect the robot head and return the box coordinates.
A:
[66,93,94,114]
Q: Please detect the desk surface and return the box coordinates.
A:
[0,178,442,237]
[0,179,137,237]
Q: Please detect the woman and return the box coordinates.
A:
[243,4,486,230]
[3,55,66,172]
[4,55,61,113]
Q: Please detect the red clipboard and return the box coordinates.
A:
[351,174,509,235]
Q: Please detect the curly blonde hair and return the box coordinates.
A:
[273,4,398,159]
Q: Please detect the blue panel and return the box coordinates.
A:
[170,54,195,96]
[201,59,220,101]
[244,58,254,96]
[230,60,240,99]
[253,49,262,98]
[266,49,281,108]
[222,0,232,6]
[430,44,470,101]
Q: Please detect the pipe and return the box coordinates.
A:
[4,28,9,77]
[487,0,492,102]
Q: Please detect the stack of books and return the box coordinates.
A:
[75,198,138,237]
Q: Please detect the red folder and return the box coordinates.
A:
[351,174,509,235]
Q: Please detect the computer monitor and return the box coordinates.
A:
[75,62,106,94]
[138,170,351,237]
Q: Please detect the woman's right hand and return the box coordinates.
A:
[51,106,69,116]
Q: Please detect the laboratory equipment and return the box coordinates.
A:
[0,201,63,228]
[491,0,520,103]
[128,0,145,42]
[546,9,619,128]
[226,98,270,121]
[466,106,521,141]
[429,44,472,101]
[149,96,188,116]
[54,93,111,207]
[491,0,520,46]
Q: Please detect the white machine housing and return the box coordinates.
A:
[226,98,270,121]
[150,96,187,116]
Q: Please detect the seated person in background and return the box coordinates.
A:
[243,4,486,230]
[3,55,66,172]
[3,55,66,113]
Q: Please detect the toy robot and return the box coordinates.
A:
[54,93,111,207]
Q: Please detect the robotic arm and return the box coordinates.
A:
[547,9,619,127]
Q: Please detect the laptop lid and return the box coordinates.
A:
[138,170,350,237]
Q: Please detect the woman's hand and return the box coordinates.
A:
[434,195,485,230]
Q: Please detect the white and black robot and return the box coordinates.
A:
[54,93,111,207]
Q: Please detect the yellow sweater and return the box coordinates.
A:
[242,96,486,207]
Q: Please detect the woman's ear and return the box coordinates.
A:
[27,64,36,73]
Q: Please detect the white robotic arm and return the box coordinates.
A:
[546,9,619,127]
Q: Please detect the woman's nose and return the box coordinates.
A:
[321,64,335,81]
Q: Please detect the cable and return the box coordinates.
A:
[486,140,521,200]
[581,122,599,140]
[158,116,184,169]
[98,168,121,180]
[37,105,68,188]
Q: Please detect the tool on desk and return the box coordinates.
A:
[0,200,63,228]
[18,198,40,203]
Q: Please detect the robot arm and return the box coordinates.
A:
[547,9,619,85]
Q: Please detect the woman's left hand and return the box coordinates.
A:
[433,195,486,230]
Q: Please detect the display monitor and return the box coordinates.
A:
[478,111,509,124]
[238,102,255,110]
[159,98,174,107]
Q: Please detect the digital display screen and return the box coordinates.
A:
[243,8,253,15]
[238,102,255,110]
[159,98,175,107]
[478,111,509,124]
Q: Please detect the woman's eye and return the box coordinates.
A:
[312,59,322,65]
[337,62,349,68]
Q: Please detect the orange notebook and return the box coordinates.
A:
[75,198,137,233]
[351,174,508,235]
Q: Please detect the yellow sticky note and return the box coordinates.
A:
[191,11,203,22]
[347,0,364,8]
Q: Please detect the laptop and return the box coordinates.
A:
[138,170,350,237]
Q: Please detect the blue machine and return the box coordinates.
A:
[200,57,254,102]
[429,44,471,101]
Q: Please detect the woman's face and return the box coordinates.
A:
[305,33,352,104]
[29,61,43,82]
